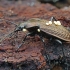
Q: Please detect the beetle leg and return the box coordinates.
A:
[56,39,65,57]
[39,34,51,70]
[39,35,46,47]
[17,32,33,49]
[8,26,23,38]
[51,39,65,57]
[50,17,57,22]
[65,58,69,70]
[56,39,65,59]
[54,39,69,70]
[8,31,16,38]
[46,54,51,70]
[14,31,18,38]
[61,44,65,57]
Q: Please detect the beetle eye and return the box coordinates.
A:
[37,29,40,32]
[22,28,27,32]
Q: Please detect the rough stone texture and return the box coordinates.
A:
[0,0,70,70]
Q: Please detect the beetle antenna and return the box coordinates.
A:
[0,18,18,27]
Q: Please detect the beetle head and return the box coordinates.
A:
[14,23,27,32]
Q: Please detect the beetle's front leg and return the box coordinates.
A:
[17,32,34,49]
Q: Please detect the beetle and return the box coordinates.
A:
[1,17,69,56]
[6,17,69,70]
[14,17,70,70]
[0,17,70,70]
[9,17,70,50]
[0,17,70,48]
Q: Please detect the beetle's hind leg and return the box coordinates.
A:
[38,34,51,70]
[53,39,69,70]
[50,39,65,57]
[39,35,46,47]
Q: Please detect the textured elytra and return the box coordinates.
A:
[19,18,70,42]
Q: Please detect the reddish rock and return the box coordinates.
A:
[0,0,70,70]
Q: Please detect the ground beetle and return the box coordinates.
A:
[0,17,70,70]
[10,17,70,48]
